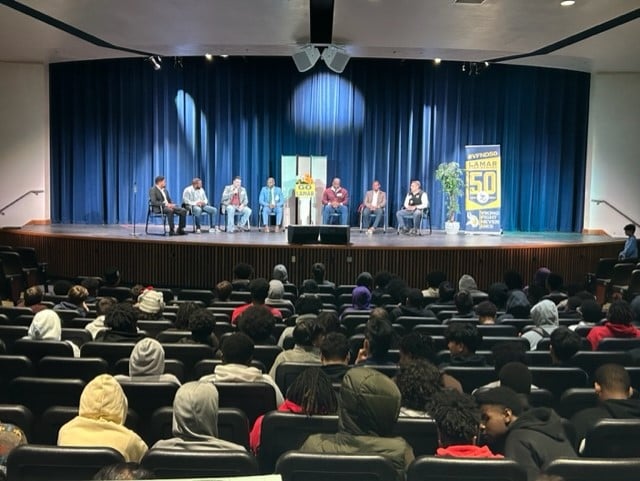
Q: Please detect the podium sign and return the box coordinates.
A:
[464,145,502,235]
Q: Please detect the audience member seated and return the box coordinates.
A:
[199,332,284,406]
[476,301,498,324]
[340,286,372,320]
[238,305,277,345]
[81,277,100,304]
[317,311,341,335]
[474,342,531,392]
[422,271,447,298]
[0,422,27,478]
[300,367,414,481]
[134,288,166,321]
[18,285,48,313]
[431,389,502,458]
[497,290,531,322]
[487,282,509,311]
[95,302,145,343]
[174,301,200,330]
[115,338,181,386]
[299,279,319,295]
[571,363,640,453]
[498,362,533,395]
[522,300,560,350]
[452,289,475,319]
[475,386,575,481]
[54,284,89,316]
[302,262,335,290]
[587,300,640,350]
[525,267,551,298]
[213,280,233,303]
[277,295,323,347]
[503,270,524,292]
[458,274,485,297]
[395,359,441,417]
[85,296,117,340]
[102,267,122,287]
[543,273,568,305]
[549,326,581,365]
[153,381,245,451]
[25,309,80,356]
[572,299,604,329]
[231,278,282,325]
[355,271,374,290]
[231,263,254,291]
[269,318,323,378]
[320,332,351,383]
[437,281,456,305]
[390,288,436,322]
[58,374,148,462]
[265,280,295,313]
[250,367,338,453]
[272,263,297,297]
[355,308,396,366]
[178,308,219,349]
[443,323,485,367]
[53,279,73,296]
[93,462,155,480]
[371,270,393,307]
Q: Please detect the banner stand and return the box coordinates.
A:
[464,145,502,236]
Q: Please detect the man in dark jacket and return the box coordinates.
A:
[475,386,575,481]
[390,288,436,323]
[571,363,640,453]
[442,322,486,367]
[300,367,414,481]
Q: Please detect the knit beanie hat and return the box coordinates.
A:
[129,338,165,376]
[458,274,479,292]
[268,280,285,299]
[136,289,165,314]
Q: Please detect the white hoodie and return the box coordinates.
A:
[26,309,80,357]
[200,363,284,406]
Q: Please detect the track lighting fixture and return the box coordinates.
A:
[148,55,162,70]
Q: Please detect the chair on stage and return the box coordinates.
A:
[219,204,252,232]
[258,205,283,231]
[358,205,387,233]
[145,200,168,235]
[396,207,431,235]
[182,203,216,232]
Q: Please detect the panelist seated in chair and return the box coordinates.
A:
[259,177,284,233]
[396,180,429,235]
[149,175,187,235]
[221,176,251,233]
[362,180,387,234]
[182,177,218,234]
[321,177,349,225]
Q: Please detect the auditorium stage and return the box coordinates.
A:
[0,224,622,292]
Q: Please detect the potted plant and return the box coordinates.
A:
[435,161,464,234]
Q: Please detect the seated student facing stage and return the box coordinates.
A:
[259,176,284,233]
[396,180,429,235]
[321,177,349,225]
[182,177,218,233]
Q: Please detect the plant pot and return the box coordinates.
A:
[445,221,460,235]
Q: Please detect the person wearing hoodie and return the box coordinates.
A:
[442,322,486,367]
[57,374,148,462]
[53,284,89,317]
[268,318,323,379]
[265,279,295,313]
[85,296,117,340]
[200,332,284,406]
[390,288,436,323]
[522,300,559,350]
[153,381,245,451]
[277,294,323,347]
[272,263,297,297]
[300,367,415,481]
[431,389,502,458]
[587,300,640,350]
[114,338,181,386]
[458,274,485,298]
[571,363,640,453]
[497,290,531,322]
[26,309,80,357]
[475,386,576,481]
[250,367,338,454]
[339,286,372,320]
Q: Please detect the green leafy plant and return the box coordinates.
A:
[435,161,465,222]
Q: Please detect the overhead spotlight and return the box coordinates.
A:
[292,45,320,72]
[560,0,575,6]
[148,55,162,70]
[484,61,490,67]
[433,58,442,65]
[220,54,229,59]
[461,63,466,72]
[174,57,183,69]
[322,45,350,73]
[205,53,213,61]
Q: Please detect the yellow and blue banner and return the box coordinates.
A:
[464,145,501,234]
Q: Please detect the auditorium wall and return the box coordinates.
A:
[584,72,640,237]
[0,61,49,227]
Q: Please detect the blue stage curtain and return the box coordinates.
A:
[49,57,589,231]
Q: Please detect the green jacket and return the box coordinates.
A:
[300,367,414,480]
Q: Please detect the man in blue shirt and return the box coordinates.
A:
[258,177,284,232]
[619,223,638,260]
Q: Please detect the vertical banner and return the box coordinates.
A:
[281,155,327,225]
[464,145,502,235]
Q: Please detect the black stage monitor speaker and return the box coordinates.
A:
[319,226,350,245]
[288,225,320,244]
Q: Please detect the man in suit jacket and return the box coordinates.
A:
[362,180,387,234]
[258,177,284,233]
[220,176,252,233]
[149,175,187,235]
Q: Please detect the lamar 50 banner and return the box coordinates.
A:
[464,145,502,235]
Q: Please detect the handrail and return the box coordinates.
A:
[591,199,640,227]
[0,190,44,216]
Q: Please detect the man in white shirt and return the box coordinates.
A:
[362,180,387,234]
[396,180,429,235]
[182,177,218,233]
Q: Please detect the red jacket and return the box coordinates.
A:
[436,444,503,458]
[249,399,304,453]
[231,303,282,324]
[322,187,349,206]
[586,322,640,350]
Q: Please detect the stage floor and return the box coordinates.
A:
[7,224,617,250]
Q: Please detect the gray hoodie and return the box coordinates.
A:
[522,300,559,350]
[200,363,284,406]
[114,338,180,385]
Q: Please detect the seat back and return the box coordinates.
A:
[442,366,497,394]
[568,351,631,379]
[529,367,588,399]
[215,382,277,425]
[275,362,317,394]
[6,444,124,481]
[275,452,397,481]
[0,355,34,401]
[178,289,216,304]
[12,339,74,363]
[96,286,132,302]
[253,345,283,373]
[258,412,339,473]
[113,357,185,382]
[80,342,136,370]
[582,419,640,458]
[0,307,33,322]
[557,388,598,419]
[393,417,438,457]
[60,328,92,347]
[544,457,640,481]
[0,326,29,353]
[597,337,640,351]
[156,329,191,343]
[141,448,258,478]
[38,356,109,382]
[406,455,527,481]
[8,377,85,417]
[161,343,217,379]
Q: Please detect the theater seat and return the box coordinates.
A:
[582,419,640,458]
[544,457,640,481]
[275,452,397,481]
[0,404,34,441]
[141,448,258,478]
[215,382,277,426]
[8,377,85,417]
[407,455,527,481]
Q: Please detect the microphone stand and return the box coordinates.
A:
[130,181,142,237]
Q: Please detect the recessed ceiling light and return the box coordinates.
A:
[560,0,575,6]
[433,58,442,65]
